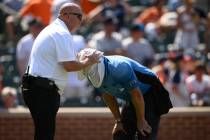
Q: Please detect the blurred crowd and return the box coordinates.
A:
[0,0,210,108]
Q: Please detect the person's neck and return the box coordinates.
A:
[196,75,203,82]
[186,5,193,11]
[105,31,113,38]
[132,36,141,42]
[58,17,73,32]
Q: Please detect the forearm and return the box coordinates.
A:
[17,59,26,77]
[62,60,91,72]
[130,88,145,123]
[102,93,121,121]
[130,88,152,135]
[63,50,100,72]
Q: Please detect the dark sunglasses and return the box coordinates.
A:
[65,12,82,21]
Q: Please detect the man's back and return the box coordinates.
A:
[98,56,156,101]
[105,55,155,76]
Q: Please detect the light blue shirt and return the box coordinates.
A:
[98,56,156,101]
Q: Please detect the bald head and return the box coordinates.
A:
[59,3,82,16]
[58,2,83,32]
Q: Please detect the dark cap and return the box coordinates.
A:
[103,17,118,25]
[28,18,44,27]
[130,24,144,32]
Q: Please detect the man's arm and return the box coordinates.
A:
[62,53,99,72]
[17,58,26,77]
[102,93,121,121]
[130,87,152,136]
[62,60,90,72]
[102,93,125,134]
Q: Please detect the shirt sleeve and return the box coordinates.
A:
[16,40,27,60]
[54,33,76,62]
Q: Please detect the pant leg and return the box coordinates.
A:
[113,130,130,140]
[113,103,137,140]
[137,91,160,140]
[115,92,160,140]
[23,86,60,140]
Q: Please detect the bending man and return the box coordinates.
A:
[77,48,172,140]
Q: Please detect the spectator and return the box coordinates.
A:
[205,12,210,52]
[168,53,192,107]
[135,0,170,52]
[186,62,210,106]
[152,54,172,92]
[18,0,53,26]
[5,0,53,42]
[16,17,44,77]
[101,0,131,29]
[88,17,125,55]
[123,24,155,67]
[87,0,131,30]
[135,0,167,25]
[80,0,102,15]
[167,0,182,11]
[174,0,199,51]
[0,86,18,108]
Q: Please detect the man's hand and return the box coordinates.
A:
[84,50,101,65]
[77,49,103,66]
[137,119,152,136]
[112,122,126,135]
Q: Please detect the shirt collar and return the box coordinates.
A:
[54,18,71,34]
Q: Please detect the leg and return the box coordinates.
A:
[23,87,60,140]
[113,130,129,140]
[137,92,160,140]
[115,103,138,140]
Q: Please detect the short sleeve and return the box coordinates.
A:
[54,33,76,62]
[16,41,27,59]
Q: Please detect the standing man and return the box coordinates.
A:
[21,3,99,140]
[77,48,172,140]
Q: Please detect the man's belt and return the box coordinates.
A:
[22,74,58,91]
